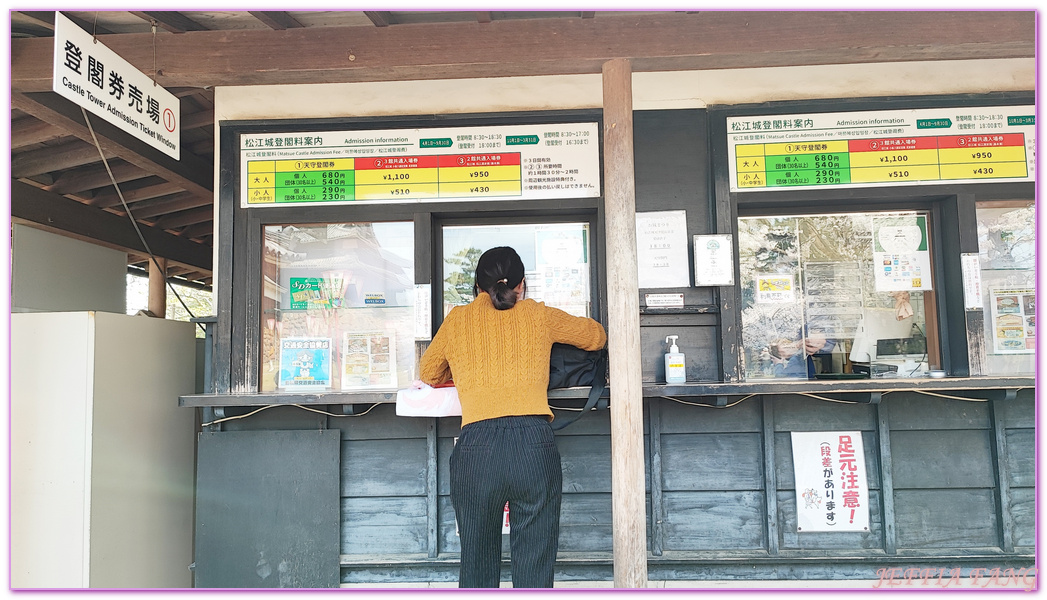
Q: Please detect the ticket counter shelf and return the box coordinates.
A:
[179,375,1031,408]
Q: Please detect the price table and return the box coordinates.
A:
[736,134,1028,189]
[247,153,522,204]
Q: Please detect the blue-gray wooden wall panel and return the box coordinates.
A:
[661,491,765,550]
[889,429,995,488]
[997,394,1034,427]
[660,433,763,490]
[657,397,762,433]
[341,438,427,496]
[558,493,616,552]
[1005,428,1034,488]
[341,497,427,555]
[883,394,990,429]
[771,397,877,431]
[214,392,1031,579]
[893,489,998,548]
[1009,487,1035,547]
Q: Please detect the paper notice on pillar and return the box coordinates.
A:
[790,431,870,533]
[636,210,690,288]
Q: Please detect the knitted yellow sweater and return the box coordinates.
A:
[419,293,607,427]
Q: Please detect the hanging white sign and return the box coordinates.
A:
[791,431,870,533]
[52,12,180,159]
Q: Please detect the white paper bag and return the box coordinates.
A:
[395,384,462,417]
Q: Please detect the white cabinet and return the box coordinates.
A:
[12,312,197,588]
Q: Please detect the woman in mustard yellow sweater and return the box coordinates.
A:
[419,246,606,588]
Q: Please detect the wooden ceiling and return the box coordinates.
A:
[9,10,1035,289]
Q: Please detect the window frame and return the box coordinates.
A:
[216,110,605,395]
[710,92,1034,383]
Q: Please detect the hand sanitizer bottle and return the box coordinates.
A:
[664,335,686,384]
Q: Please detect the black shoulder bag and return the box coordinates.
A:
[547,343,609,430]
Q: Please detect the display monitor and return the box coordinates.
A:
[848,308,914,363]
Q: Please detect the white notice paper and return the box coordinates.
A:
[636,210,690,289]
[791,431,870,533]
[960,253,983,310]
[414,284,432,340]
[693,234,735,286]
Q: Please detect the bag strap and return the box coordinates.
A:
[551,351,607,431]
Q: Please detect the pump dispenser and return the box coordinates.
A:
[664,335,686,384]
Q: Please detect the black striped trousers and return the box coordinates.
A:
[450,415,562,588]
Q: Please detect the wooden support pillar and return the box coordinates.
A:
[148,257,168,318]
[602,58,648,589]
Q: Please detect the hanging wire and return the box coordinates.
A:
[80,106,203,331]
[151,19,158,86]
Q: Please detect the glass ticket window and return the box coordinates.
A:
[260,222,415,392]
[442,223,592,318]
[739,211,936,380]
[975,202,1035,375]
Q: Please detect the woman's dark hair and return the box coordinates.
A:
[474,246,525,310]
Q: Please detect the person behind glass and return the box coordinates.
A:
[762,331,835,378]
[418,246,606,588]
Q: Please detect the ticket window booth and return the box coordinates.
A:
[256,218,599,395]
[737,210,940,380]
[218,113,606,400]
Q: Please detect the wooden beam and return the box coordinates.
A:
[12,140,116,178]
[11,117,68,148]
[122,191,211,219]
[16,11,55,29]
[130,11,209,33]
[249,11,304,30]
[155,206,213,229]
[12,91,213,197]
[27,11,117,35]
[11,179,212,273]
[179,221,213,240]
[187,139,216,156]
[364,11,394,27]
[602,58,647,589]
[11,12,1034,91]
[89,180,185,208]
[181,108,215,131]
[46,160,148,194]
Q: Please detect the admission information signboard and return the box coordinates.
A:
[241,123,600,207]
[727,106,1034,193]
